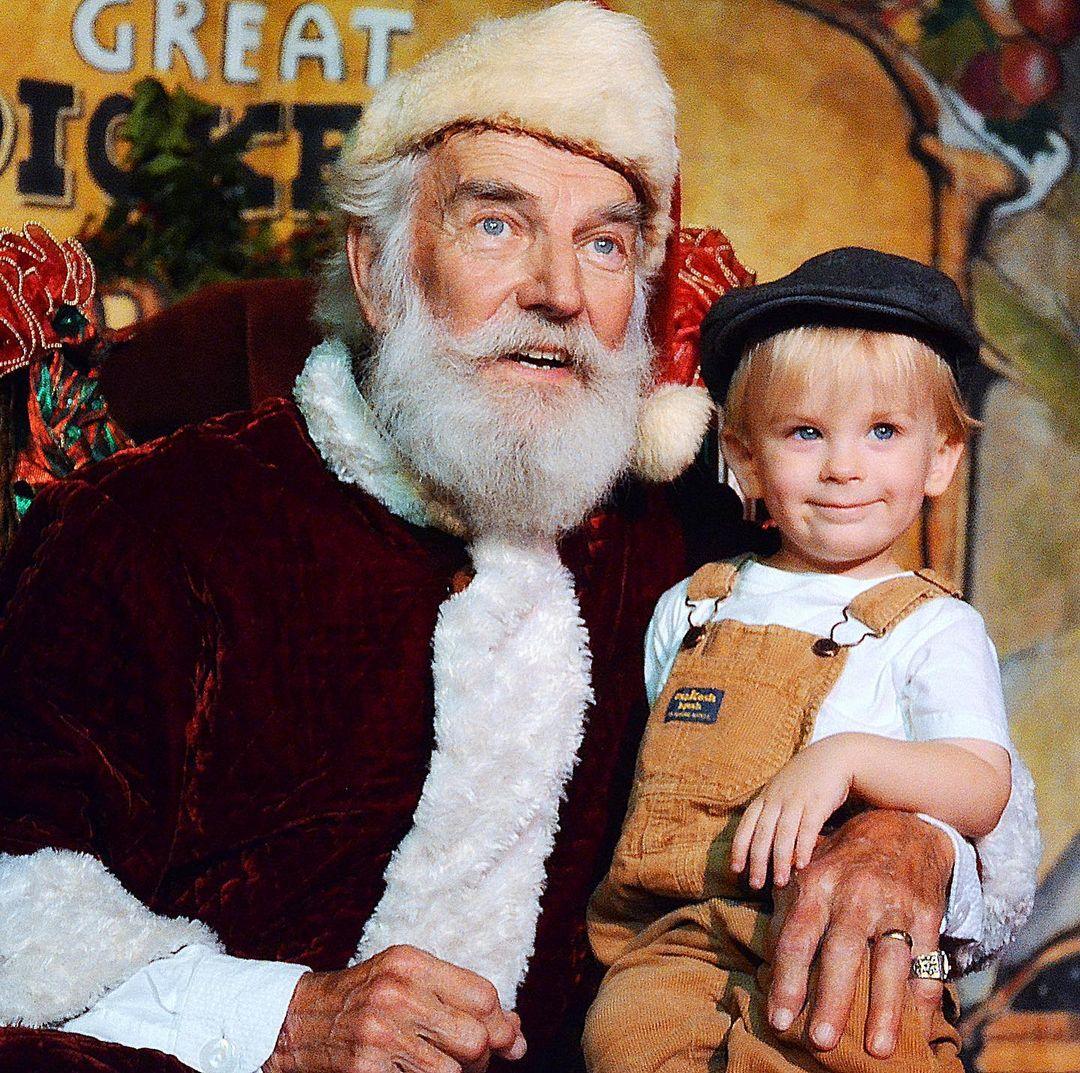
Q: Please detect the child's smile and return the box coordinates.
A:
[729,377,964,577]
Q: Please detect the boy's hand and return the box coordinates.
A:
[731,735,858,888]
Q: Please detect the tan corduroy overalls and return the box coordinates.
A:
[584,560,964,1073]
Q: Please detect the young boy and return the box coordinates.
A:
[583,248,1013,1073]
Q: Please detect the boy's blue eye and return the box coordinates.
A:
[870,423,896,441]
[481,218,506,237]
[792,426,822,441]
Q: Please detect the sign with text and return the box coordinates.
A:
[0,0,417,231]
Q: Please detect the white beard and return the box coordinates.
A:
[362,280,653,539]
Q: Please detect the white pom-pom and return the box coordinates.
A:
[631,382,714,482]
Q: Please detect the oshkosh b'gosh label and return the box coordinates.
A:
[664,687,724,724]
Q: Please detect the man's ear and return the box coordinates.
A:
[346,226,386,332]
[721,428,763,500]
[924,436,965,498]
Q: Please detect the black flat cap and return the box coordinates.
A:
[699,247,982,403]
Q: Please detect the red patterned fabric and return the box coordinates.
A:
[639,171,754,394]
[10,353,131,519]
[1,223,130,522]
[667,227,756,385]
[0,224,99,377]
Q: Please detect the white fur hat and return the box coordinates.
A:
[345,1,678,274]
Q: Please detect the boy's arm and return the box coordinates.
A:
[731,731,1007,889]
[897,598,1013,824]
[841,733,1012,838]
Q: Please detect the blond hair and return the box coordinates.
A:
[722,326,978,444]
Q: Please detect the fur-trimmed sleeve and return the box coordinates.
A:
[954,749,1041,974]
[0,477,221,1027]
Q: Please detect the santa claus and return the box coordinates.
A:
[0,4,1038,1073]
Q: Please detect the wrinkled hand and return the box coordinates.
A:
[766,809,953,1059]
[731,736,854,888]
[262,945,526,1073]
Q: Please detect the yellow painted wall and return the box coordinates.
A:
[0,0,933,281]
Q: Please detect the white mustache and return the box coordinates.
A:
[435,310,622,382]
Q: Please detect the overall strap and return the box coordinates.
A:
[848,569,962,637]
[686,555,752,602]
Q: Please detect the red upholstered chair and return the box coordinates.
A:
[100,277,321,445]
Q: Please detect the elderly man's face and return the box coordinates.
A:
[409,129,642,365]
[352,126,653,538]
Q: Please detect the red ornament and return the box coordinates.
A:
[0,224,99,378]
[957,50,1026,119]
[1013,0,1080,45]
[1000,38,1063,106]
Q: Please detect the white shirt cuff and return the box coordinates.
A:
[62,944,309,1073]
[177,949,310,1072]
[917,814,984,943]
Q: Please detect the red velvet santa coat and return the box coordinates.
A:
[0,384,746,1071]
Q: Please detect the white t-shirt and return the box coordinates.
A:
[646,560,1011,752]
[642,559,1008,946]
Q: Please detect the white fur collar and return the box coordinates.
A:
[355,534,592,1002]
[295,340,593,1004]
[294,339,466,536]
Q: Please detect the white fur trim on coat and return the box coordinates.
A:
[294,339,465,535]
[953,748,1041,973]
[0,849,221,1027]
[355,535,593,1005]
[298,342,596,1001]
[632,381,713,482]
[345,1,677,272]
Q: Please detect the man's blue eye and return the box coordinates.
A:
[481,218,506,237]
[793,426,821,441]
[871,424,896,441]
[593,237,616,256]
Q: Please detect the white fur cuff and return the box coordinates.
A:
[0,849,221,1027]
[955,749,1041,973]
